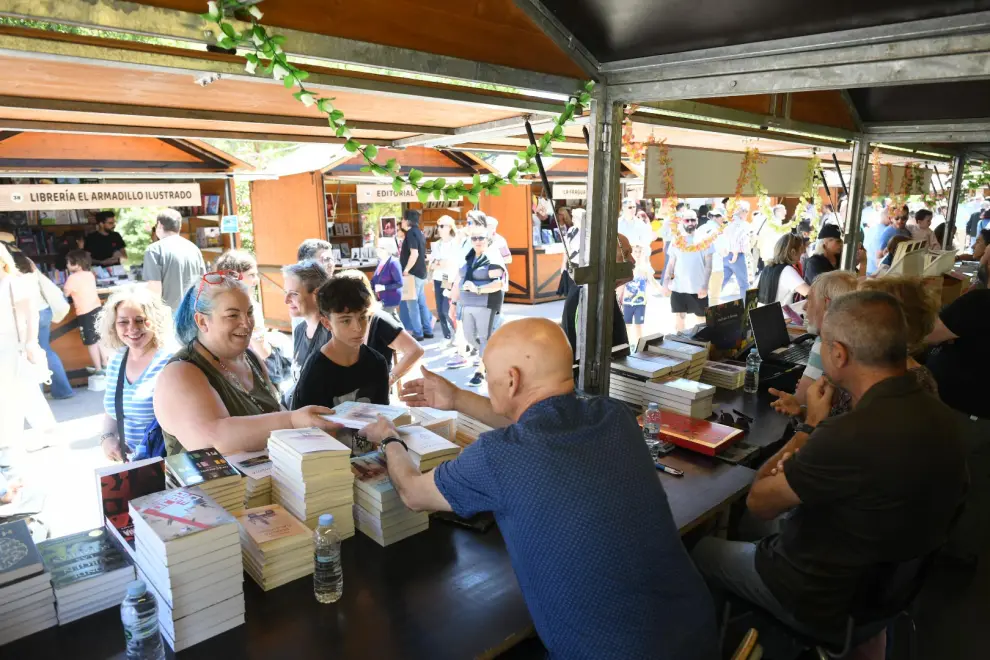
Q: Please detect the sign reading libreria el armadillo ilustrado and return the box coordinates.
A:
[0,183,202,211]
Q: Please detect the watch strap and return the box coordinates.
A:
[380,437,409,453]
[795,422,816,435]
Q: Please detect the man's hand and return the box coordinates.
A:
[463,281,478,293]
[768,388,802,417]
[698,288,708,299]
[358,415,401,447]
[101,434,124,462]
[660,286,671,297]
[401,367,458,410]
[770,449,798,476]
[291,406,344,435]
[805,376,835,426]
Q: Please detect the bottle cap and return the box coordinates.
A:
[126,580,147,598]
[319,513,334,527]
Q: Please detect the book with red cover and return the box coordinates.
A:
[96,458,166,555]
[656,411,744,456]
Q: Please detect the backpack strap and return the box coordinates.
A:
[114,348,129,458]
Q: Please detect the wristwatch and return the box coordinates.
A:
[794,422,817,435]
[379,437,409,457]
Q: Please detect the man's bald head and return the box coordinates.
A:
[484,318,575,421]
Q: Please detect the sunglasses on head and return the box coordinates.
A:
[194,270,242,305]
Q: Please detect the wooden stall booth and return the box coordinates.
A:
[0,131,249,386]
[250,146,496,330]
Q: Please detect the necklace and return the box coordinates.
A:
[195,340,276,411]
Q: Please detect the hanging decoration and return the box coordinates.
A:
[201,0,592,205]
[653,139,678,221]
[899,161,915,203]
[621,104,654,164]
[871,147,882,201]
[797,153,823,236]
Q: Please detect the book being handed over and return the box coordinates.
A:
[320,401,412,430]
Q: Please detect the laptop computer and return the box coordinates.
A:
[750,302,815,366]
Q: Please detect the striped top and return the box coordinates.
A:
[103,348,172,452]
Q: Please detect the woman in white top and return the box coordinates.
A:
[428,215,460,345]
[0,242,56,451]
[757,233,811,307]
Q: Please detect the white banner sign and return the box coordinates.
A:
[357,184,419,203]
[0,183,202,211]
[552,184,587,200]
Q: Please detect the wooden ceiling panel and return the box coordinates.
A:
[129,0,585,78]
[0,132,201,162]
[0,54,522,130]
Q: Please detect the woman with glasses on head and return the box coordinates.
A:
[154,271,339,456]
[97,287,175,462]
[451,228,506,387]
[428,215,460,347]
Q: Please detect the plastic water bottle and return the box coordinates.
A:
[120,580,165,660]
[314,513,343,603]
[744,348,762,394]
[643,403,675,458]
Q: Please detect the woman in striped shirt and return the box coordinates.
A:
[98,287,175,461]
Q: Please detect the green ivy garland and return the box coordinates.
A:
[203,0,593,205]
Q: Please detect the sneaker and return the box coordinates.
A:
[472,356,481,367]
[469,347,479,357]
[468,372,485,387]
[445,354,469,369]
[423,333,435,340]
[411,335,425,342]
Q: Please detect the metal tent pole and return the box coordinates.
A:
[944,154,968,250]
[840,137,870,271]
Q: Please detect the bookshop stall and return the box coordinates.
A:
[250,146,496,329]
[0,131,250,385]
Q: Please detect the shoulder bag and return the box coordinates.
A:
[8,277,52,385]
[37,271,70,323]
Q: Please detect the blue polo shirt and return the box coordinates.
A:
[434,394,717,660]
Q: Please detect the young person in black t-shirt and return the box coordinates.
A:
[84,211,127,266]
[290,276,389,411]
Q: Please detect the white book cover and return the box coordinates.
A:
[269,428,350,456]
[398,425,461,461]
[320,401,412,429]
[224,450,273,481]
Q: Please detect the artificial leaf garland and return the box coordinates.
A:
[871,146,883,201]
[622,105,653,164]
[202,0,593,205]
[797,153,823,237]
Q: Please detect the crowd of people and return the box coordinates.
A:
[2,191,988,659]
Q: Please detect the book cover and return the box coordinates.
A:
[397,425,460,460]
[269,428,351,456]
[611,353,682,378]
[323,401,412,430]
[0,519,45,587]
[37,528,130,589]
[649,339,709,361]
[130,487,236,545]
[225,450,272,480]
[96,458,166,550]
[166,449,240,487]
[350,454,397,500]
[236,505,310,549]
[657,411,743,456]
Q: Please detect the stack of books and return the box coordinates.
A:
[455,413,493,447]
[237,504,313,591]
[225,450,273,509]
[610,352,689,414]
[701,360,747,390]
[38,527,135,625]
[398,425,461,471]
[165,449,245,514]
[611,372,717,419]
[270,428,355,536]
[0,519,56,645]
[96,457,167,561]
[129,488,245,652]
[352,454,429,546]
[408,408,458,442]
[647,338,710,380]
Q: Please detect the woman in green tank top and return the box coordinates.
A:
[154,271,339,456]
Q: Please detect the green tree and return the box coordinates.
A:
[116,206,163,266]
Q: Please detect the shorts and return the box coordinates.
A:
[78,308,100,346]
[622,304,646,324]
[670,291,709,316]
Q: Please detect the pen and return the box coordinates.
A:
[655,463,684,477]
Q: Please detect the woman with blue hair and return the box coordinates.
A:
[153,271,339,456]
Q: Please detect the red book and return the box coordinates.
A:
[657,411,743,456]
[95,457,166,557]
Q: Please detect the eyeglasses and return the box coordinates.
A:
[471,236,488,242]
[194,270,242,305]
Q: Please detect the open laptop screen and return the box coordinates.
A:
[749,302,791,359]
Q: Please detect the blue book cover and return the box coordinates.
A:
[0,519,45,587]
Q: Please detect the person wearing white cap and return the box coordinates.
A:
[719,202,751,301]
[661,210,714,332]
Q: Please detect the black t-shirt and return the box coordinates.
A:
[755,374,967,637]
[400,226,428,279]
[292,321,331,376]
[927,289,990,419]
[84,230,126,262]
[802,253,836,285]
[290,344,389,410]
[368,310,403,370]
[561,286,629,362]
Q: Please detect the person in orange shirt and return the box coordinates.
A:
[63,249,107,374]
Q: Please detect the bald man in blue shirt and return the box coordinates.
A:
[360,318,717,660]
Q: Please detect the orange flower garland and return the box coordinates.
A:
[871,147,882,200]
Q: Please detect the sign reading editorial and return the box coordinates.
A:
[356,184,420,204]
[0,183,202,211]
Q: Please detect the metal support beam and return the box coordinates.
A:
[945,154,968,251]
[578,87,623,394]
[0,0,579,96]
[841,137,870,272]
[838,91,863,132]
[629,111,851,151]
[512,0,600,80]
[604,13,990,102]
[391,115,554,149]
[0,33,566,116]
[639,101,856,142]
[864,120,990,144]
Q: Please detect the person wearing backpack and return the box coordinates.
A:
[756,233,811,306]
[97,287,176,461]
